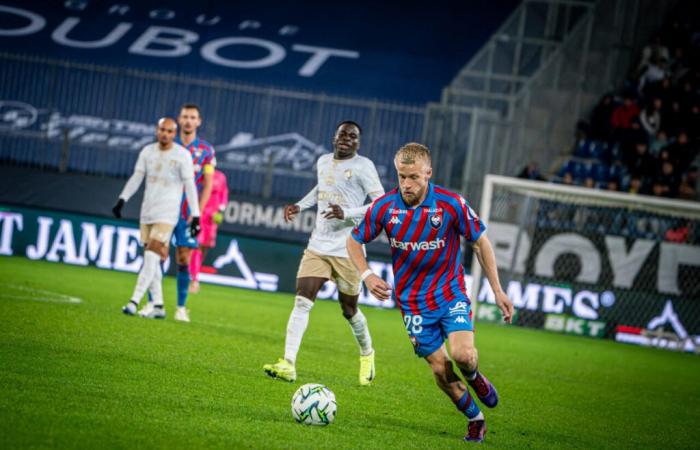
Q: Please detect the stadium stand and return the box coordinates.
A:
[547,2,700,202]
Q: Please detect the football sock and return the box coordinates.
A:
[455,390,483,421]
[176,264,189,307]
[460,367,478,381]
[130,250,160,304]
[190,249,202,282]
[146,261,164,304]
[348,309,373,356]
[148,262,164,307]
[284,296,314,365]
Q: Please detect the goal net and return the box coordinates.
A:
[471,175,700,354]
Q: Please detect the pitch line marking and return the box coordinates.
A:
[3,284,83,304]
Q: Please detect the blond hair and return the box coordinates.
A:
[395,142,431,166]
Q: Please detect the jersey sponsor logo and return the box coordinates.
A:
[389,237,445,251]
[389,216,401,225]
[454,315,467,324]
[430,214,441,229]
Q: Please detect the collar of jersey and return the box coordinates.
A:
[176,135,199,150]
[332,153,358,163]
[395,182,436,210]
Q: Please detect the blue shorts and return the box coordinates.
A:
[173,218,198,248]
[402,300,474,358]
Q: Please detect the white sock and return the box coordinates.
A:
[348,309,373,356]
[130,250,160,304]
[284,296,314,365]
[148,263,163,307]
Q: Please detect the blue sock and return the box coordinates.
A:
[176,264,189,307]
[455,391,481,420]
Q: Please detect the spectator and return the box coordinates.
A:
[651,180,670,197]
[663,99,684,136]
[607,180,619,191]
[640,98,662,136]
[638,34,670,71]
[678,166,698,200]
[666,131,696,168]
[624,140,654,177]
[561,172,574,185]
[517,162,546,181]
[628,176,643,195]
[589,94,616,140]
[685,101,700,140]
[654,161,680,197]
[639,59,669,95]
[650,129,670,156]
[611,94,640,130]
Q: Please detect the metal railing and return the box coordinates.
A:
[0,52,425,200]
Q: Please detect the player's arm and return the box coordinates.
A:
[327,161,385,220]
[180,157,201,236]
[347,236,391,300]
[472,234,514,323]
[199,164,214,213]
[340,190,385,220]
[285,185,318,222]
[346,202,391,300]
[113,150,146,218]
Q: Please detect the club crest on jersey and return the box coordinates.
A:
[344,169,352,180]
[430,214,442,229]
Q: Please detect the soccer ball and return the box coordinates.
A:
[291,383,336,426]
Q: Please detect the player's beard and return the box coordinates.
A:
[401,189,419,207]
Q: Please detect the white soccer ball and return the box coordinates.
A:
[291,383,337,426]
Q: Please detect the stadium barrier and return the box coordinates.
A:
[0,204,394,309]
[0,52,424,201]
[472,175,700,354]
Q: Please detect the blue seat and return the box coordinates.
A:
[592,163,610,182]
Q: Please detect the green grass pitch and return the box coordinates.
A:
[1,256,699,449]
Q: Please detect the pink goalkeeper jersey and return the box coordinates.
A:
[203,170,229,218]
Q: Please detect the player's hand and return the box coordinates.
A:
[213,211,224,225]
[494,290,514,324]
[284,204,300,222]
[322,202,345,220]
[365,274,391,301]
[112,198,124,218]
[189,216,201,238]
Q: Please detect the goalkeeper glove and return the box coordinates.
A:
[189,217,201,237]
[112,198,124,218]
[213,211,224,225]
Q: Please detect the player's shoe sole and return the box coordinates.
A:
[263,359,297,382]
[359,350,375,386]
[469,373,499,408]
[464,419,487,443]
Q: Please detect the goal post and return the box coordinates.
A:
[471,174,700,353]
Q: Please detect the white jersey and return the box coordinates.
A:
[299,153,384,257]
[119,143,200,225]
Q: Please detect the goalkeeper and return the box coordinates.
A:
[189,169,229,293]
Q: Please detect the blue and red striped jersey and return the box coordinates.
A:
[175,135,215,218]
[351,183,485,316]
